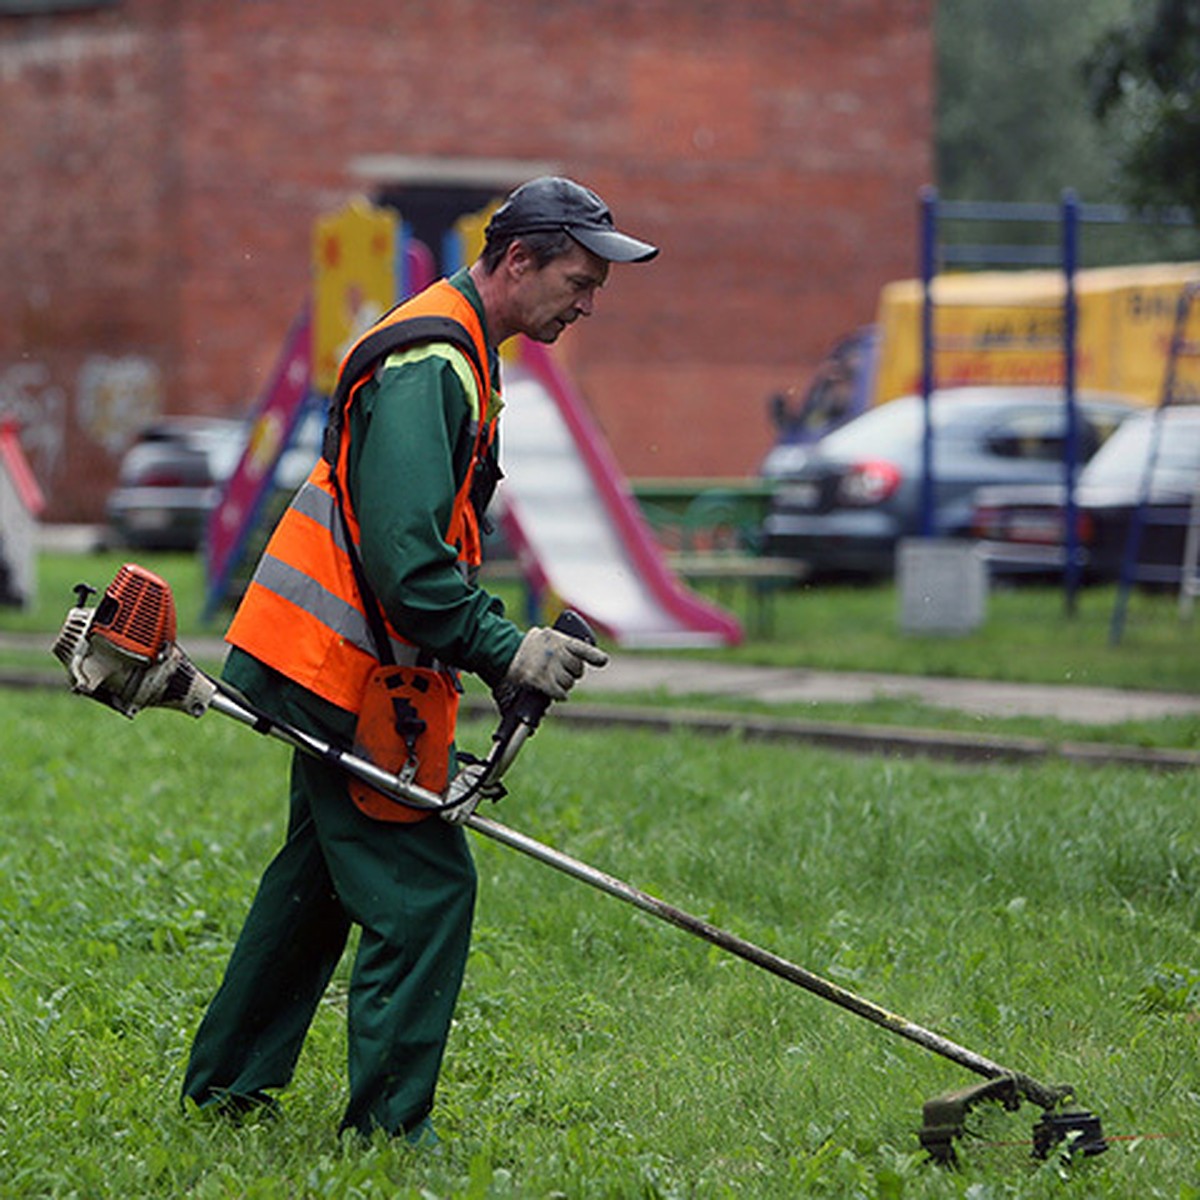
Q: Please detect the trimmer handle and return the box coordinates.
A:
[492,609,596,751]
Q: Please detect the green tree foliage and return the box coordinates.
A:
[936,0,1200,263]
[1084,0,1200,218]
[936,0,1132,204]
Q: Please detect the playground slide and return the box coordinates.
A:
[497,340,742,648]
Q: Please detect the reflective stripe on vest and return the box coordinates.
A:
[252,480,423,667]
[224,279,494,713]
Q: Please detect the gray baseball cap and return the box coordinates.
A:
[485,176,658,263]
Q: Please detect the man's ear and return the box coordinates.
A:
[506,238,535,278]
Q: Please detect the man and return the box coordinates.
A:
[181,176,657,1145]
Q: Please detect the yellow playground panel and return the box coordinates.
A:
[873,260,1200,408]
[311,199,400,394]
[311,196,512,392]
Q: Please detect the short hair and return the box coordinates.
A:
[479,228,576,274]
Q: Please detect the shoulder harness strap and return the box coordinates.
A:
[322,314,487,465]
[317,311,489,668]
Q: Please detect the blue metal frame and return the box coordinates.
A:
[1061,192,1082,611]
[918,189,1081,610]
[919,188,937,539]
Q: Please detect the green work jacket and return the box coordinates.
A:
[224,269,522,744]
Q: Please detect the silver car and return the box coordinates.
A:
[761,387,1136,579]
[104,417,249,551]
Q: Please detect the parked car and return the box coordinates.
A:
[105,416,249,551]
[971,405,1200,585]
[760,387,1136,579]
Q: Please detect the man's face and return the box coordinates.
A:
[510,240,610,344]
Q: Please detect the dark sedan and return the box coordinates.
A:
[105,417,249,551]
[761,387,1135,579]
[971,405,1200,585]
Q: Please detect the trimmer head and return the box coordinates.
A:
[1031,1109,1109,1160]
[919,1076,1106,1166]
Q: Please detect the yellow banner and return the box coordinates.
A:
[453,202,497,266]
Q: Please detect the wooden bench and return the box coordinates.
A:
[482,551,807,638]
[667,551,808,637]
[632,478,778,555]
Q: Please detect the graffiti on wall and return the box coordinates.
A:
[1,355,162,501]
[0,360,68,482]
[76,355,162,453]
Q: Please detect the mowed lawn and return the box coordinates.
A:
[1,687,1197,1198]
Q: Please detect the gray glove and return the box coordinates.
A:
[504,626,609,702]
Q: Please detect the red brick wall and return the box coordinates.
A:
[0,0,933,520]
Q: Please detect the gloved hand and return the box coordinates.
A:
[439,760,504,825]
[504,626,609,702]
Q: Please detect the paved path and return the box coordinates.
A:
[29,526,1200,726]
[17,630,1200,770]
[20,630,1198,727]
[585,657,1200,726]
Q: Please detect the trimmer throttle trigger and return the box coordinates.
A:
[548,609,595,645]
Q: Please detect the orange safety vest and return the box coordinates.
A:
[226,279,497,717]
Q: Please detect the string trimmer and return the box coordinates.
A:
[52,562,1107,1165]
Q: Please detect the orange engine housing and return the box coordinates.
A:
[90,562,178,662]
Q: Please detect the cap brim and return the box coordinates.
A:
[568,225,659,263]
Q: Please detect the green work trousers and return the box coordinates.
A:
[181,749,476,1137]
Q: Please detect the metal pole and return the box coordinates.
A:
[919,186,938,538]
[1180,479,1200,620]
[210,690,446,810]
[467,812,1065,1110]
[1061,191,1081,616]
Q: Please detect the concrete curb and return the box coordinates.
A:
[463,697,1200,773]
[16,666,1194,770]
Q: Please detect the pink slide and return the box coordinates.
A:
[497,340,742,647]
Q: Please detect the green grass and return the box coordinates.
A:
[684,577,1200,694]
[15,550,1200,693]
[1,691,1197,1197]
[10,551,1199,754]
[6,552,212,638]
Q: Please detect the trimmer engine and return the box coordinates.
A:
[52,563,216,718]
